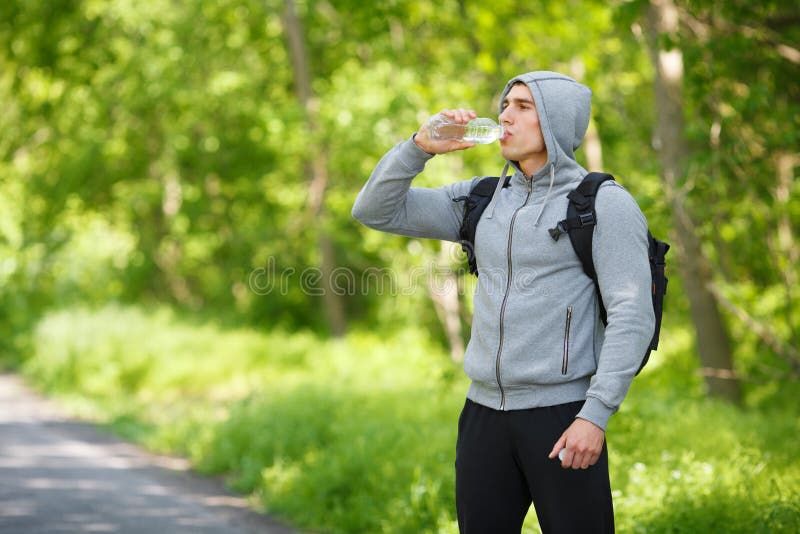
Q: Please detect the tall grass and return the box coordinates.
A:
[22,305,800,533]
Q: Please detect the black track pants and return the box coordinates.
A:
[455,399,614,534]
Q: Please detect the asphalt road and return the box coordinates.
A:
[0,372,298,534]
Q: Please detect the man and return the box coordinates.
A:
[352,71,654,533]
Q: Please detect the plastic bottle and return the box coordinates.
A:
[424,114,504,144]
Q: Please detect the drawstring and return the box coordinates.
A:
[485,161,510,219]
[486,162,555,225]
[533,163,555,227]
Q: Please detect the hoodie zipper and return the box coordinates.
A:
[562,305,573,375]
[495,177,533,410]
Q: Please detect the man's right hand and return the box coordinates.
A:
[413,108,478,155]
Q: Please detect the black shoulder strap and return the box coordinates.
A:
[648,232,670,351]
[455,175,511,275]
[548,172,615,323]
[548,172,670,375]
[566,173,615,284]
[471,175,509,197]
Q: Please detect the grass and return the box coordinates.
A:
[20,304,800,533]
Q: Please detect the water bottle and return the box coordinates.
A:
[425,114,504,144]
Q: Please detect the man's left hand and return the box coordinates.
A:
[548,418,605,469]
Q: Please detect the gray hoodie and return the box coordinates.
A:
[352,71,654,430]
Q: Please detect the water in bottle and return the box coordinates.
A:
[425,114,504,144]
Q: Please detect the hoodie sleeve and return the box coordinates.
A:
[352,136,477,241]
[576,182,656,430]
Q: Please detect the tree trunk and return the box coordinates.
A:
[774,153,800,351]
[282,0,347,337]
[644,0,741,403]
[583,119,603,172]
[427,241,465,362]
[570,58,603,171]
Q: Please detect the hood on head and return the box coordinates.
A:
[498,71,592,172]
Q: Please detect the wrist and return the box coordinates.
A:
[575,417,604,432]
[576,397,614,431]
[412,133,435,156]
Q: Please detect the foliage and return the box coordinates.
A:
[2,0,799,531]
[3,0,797,384]
[667,0,800,393]
[0,0,662,339]
[22,305,800,533]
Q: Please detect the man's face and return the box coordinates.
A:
[499,83,547,174]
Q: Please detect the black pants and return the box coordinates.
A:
[455,399,614,534]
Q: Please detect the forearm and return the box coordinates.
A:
[351,137,433,229]
[352,137,474,241]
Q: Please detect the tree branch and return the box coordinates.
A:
[678,7,800,64]
[707,282,800,375]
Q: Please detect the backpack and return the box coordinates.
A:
[454,172,669,374]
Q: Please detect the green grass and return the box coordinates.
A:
[21,304,800,533]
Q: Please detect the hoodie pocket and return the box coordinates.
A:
[562,306,573,375]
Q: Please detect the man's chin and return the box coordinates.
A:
[500,147,517,161]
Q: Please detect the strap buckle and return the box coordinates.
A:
[548,221,568,241]
[578,212,595,227]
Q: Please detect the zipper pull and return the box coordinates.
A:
[527,177,532,193]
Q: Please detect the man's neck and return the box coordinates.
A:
[520,155,548,178]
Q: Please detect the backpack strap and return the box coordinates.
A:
[471,176,508,197]
[648,232,670,351]
[548,172,670,375]
[548,172,615,324]
[454,175,512,275]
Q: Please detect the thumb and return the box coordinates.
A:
[548,434,567,459]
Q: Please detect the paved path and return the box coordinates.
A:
[0,373,298,534]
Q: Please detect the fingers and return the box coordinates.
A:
[452,141,477,152]
[551,439,601,469]
[561,447,601,469]
[551,419,605,469]
[415,118,476,155]
[415,109,477,155]
[415,139,475,154]
[550,430,584,468]
[439,108,477,123]
[548,435,567,459]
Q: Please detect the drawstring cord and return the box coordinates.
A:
[486,162,555,225]
[533,163,555,227]
[485,161,510,219]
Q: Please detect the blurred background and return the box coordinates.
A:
[1,0,798,532]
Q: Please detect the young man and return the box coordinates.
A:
[352,71,654,533]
